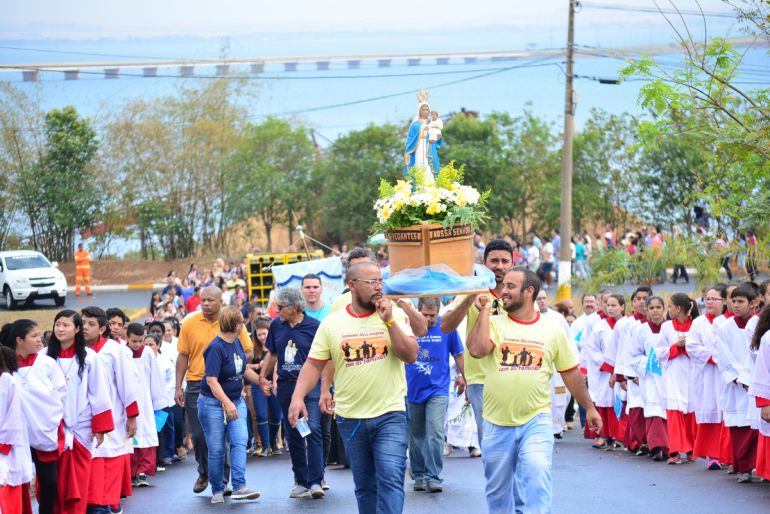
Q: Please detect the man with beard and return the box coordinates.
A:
[467,267,601,514]
[288,262,418,514]
[441,239,514,456]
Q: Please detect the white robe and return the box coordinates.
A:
[615,316,644,410]
[657,320,695,413]
[544,309,571,433]
[685,315,723,424]
[585,318,615,408]
[0,373,34,487]
[749,331,770,437]
[156,351,176,409]
[15,353,66,452]
[631,323,667,419]
[43,346,113,452]
[132,348,167,448]
[716,315,759,428]
[92,340,140,458]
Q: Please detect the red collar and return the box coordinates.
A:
[59,345,76,358]
[507,311,540,325]
[672,317,693,333]
[346,305,376,319]
[632,312,646,322]
[647,321,663,334]
[17,353,37,368]
[132,345,145,358]
[705,313,716,324]
[598,311,607,319]
[725,311,734,319]
[91,337,108,353]
[734,315,753,329]
[605,317,618,329]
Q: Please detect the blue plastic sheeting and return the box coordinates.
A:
[382,264,495,296]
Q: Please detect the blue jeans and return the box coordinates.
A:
[467,383,484,446]
[408,395,449,483]
[197,395,248,494]
[162,407,175,460]
[251,384,282,448]
[336,411,408,514]
[276,381,324,488]
[482,413,554,514]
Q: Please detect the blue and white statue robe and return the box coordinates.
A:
[404,119,442,183]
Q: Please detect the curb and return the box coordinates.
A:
[66,283,164,293]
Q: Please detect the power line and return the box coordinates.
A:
[579,2,738,18]
[0,45,185,61]
[260,59,564,117]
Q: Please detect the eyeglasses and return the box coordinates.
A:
[704,297,723,303]
[352,279,384,286]
[491,298,502,314]
[276,304,287,311]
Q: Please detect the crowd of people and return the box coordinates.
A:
[574,279,770,484]
[1,240,769,514]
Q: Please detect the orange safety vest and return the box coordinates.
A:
[75,250,91,270]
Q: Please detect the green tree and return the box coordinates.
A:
[313,124,403,243]
[225,117,315,251]
[17,106,100,262]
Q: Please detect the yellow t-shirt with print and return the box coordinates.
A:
[309,305,413,419]
[447,290,503,385]
[481,311,578,427]
[331,291,352,312]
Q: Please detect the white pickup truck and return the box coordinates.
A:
[0,250,68,309]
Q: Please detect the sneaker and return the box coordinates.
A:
[270,442,283,456]
[652,449,665,462]
[136,474,150,487]
[110,507,123,514]
[726,464,736,474]
[258,447,270,458]
[321,479,330,491]
[224,486,232,497]
[428,481,443,493]
[707,459,721,470]
[469,447,481,458]
[289,485,310,498]
[443,443,452,457]
[554,433,563,440]
[414,480,427,491]
[231,487,261,500]
[156,465,166,473]
[211,492,225,504]
[667,454,683,465]
[635,445,649,457]
[131,476,140,487]
[737,472,752,483]
[310,484,325,499]
[193,475,209,494]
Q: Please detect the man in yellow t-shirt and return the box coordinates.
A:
[440,239,514,455]
[175,286,253,493]
[467,267,601,514]
[288,262,418,514]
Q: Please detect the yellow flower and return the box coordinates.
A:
[394,180,411,195]
[393,200,404,211]
[381,205,392,220]
[426,201,442,215]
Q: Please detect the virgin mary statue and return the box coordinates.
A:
[403,90,441,184]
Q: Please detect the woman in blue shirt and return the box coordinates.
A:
[199,307,262,503]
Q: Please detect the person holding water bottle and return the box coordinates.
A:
[198,307,262,504]
[259,288,327,500]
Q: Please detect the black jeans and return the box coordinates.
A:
[185,380,229,482]
[321,413,332,466]
[672,264,689,283]
[32,451,57,514]
[564,395,576,423]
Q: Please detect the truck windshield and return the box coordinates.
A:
[6,255,51,270]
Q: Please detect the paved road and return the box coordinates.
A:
[124,426,769,513]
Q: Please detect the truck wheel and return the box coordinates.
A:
[4,287,17,310]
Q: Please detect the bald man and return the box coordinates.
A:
[175,286,254,494]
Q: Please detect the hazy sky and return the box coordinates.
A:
[2,0,736,39]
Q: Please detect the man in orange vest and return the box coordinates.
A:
[74,242,92,296]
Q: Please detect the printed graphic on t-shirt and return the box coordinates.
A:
[233,353,243,373]
[497,338,544,370]
[282,339,301,372]
[339,333,389,366]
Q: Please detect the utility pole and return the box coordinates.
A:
[557,0,576,302]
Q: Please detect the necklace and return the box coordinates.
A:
[57,353,78,384]
[349,303,374,332]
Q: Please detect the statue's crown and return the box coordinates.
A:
[416,87,430,105]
